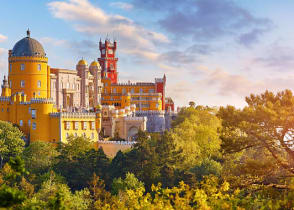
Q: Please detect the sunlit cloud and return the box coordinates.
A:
[110,2,134,11]
[0,34,7,43]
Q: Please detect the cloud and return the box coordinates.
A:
[237,28,269,47]
[48,0,169,61]
[110,2,133,11]
[153,0,272,46]
[202,69,266,96]
[0,34,7,43]
[253,43,294,71]
[0,48,8,83]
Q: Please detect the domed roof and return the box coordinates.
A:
[12,30,46,57]
[78,59,88,66]
[90,60,100,67]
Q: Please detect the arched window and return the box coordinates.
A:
[32,122,36,130]
[20,80,25,88]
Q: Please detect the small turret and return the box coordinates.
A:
[1,76,11,97]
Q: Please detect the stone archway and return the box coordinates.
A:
[128,126,139,141]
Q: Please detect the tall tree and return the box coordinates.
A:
[23,141,59,175]
[171,106,222,170]
[0,121,25,168]
[218,90,294,175]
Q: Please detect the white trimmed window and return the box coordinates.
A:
[91,121,95,130]
[66,121,70,130]
[67,83,70,89]
[83,122,87,130]
[74,122,79,130]
[20,64,25,71]
[32,122,36,130]
[31,109,36,119]
[38,64,41,71]
[20,80,25,88]
[37,81,41,88]
[19,120,23,127]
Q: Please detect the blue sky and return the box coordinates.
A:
[1,0,294,108]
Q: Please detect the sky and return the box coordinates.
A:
[1,0,294,108]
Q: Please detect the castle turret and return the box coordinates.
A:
[76,59,89,108]
[8,29,49,100]
[90,60,103,106]
[98,39,118,84]
[1,76,11,97]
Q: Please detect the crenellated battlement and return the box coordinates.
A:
[0,96,11,102]
[50,112,96,118]
[30,98,54,104]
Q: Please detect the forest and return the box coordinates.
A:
[1,89,294,209]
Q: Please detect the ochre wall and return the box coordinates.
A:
[8,56,49,100]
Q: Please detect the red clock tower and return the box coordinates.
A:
[98,39,118,84]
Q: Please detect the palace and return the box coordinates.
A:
[0,30,175,144]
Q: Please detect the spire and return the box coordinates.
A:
[2,75,8,88]
[26,28,30,38]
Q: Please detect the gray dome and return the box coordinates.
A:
[12,30,46,57]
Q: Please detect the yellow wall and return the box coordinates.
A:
[8,56,49,100]
[101,78,162,111]
[60,118,99,143]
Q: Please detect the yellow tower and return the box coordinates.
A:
[8,29,50,100]
[1,76,11,97]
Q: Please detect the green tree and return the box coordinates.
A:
[171,106,222,170]
[23,141,59,175]
[124,131,184,189]
[218,90,294,175]
[0,184,26,208]
[111,172,144,195]
[54,136,110,190]
[0,121,25,168]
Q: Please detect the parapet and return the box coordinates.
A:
[50,112,96,118]
[0,96,11,102]
[30,98,55,104]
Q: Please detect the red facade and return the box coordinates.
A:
[155,74,166,110]
[98,40,118,84]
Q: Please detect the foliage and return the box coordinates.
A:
[23,141,59,175]
[111,172,144,195]
[218,90,294,175]
[54,136,110,190]
[0,120,25,168]
[171,106,222,170]
[2,90,294,208]
[0,184,26,208]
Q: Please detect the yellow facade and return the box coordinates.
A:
[0,31,102,144]
[8,56,49,100]
[101,78,162,111]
